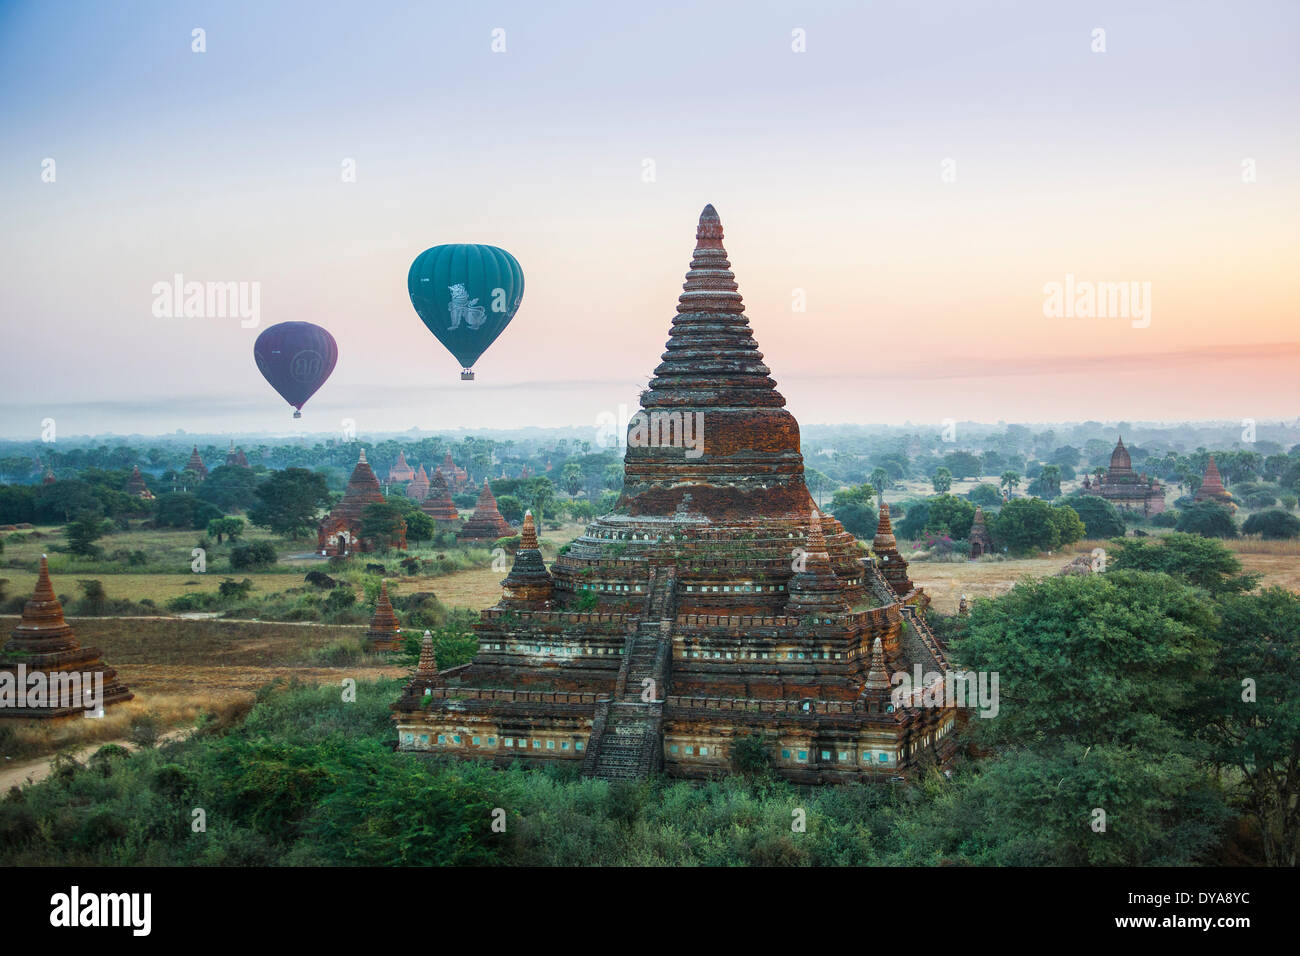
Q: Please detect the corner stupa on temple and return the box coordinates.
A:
[394,205,956,784]
[317,449,405,556]
[0,556,133,718]
[455,482,515,542]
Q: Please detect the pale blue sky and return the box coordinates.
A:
[1,0,1296,438]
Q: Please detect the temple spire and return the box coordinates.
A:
[862,637,891,695]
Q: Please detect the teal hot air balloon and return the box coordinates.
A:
[407,244,524,380]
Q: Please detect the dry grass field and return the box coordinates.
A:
[0,616,408,770]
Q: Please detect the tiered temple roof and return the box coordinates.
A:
[394,205,955,785]
[1080,436,1165,515]
[456,482,515,541]
[317,449,404,555]
[407,464,431,502]
[0,556,133,718]
[184,446,208,480]
[420,470,460,523]
[1194,455,1233,505]
[364,582,403,652]
[388,451,416,484]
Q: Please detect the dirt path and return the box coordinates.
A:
[0,729,188,792]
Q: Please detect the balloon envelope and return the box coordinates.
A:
[407,244,523,374]
[253,321,338,413]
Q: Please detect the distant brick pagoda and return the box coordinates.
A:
[124,466,154,500]
[1194,455,1234,507]
[1079,436,1165,516]
[317,449,406,556]
[0,556,133,719]
[968,506,993,558]
[420,470,460,524]
[184,446,208,480]
[224,441,250,468]
[455,482,515,542]
[365,582,403,652]
[406,464,431,503]
[394,205,956,784]
[388,451,416,485]
[436,452,469,493]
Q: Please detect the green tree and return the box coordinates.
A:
[403,510,435,543]
[66,512,108,557]
[1175,502,1238,539]
[1196,588,1300,866]
[828,483,875,538]
[249,468,331,537]
[360,502,408,552]
[1242,509,1300,540]
[560,462,583,497]
[931,467,952,494]
[999,471,1020,498]
[1107,532,1258,597]
[992,497,1062,555]
[198,465,260,512]
[925,494,975,540]
[1062,494,1126,539]
[495,494,524,525]
[966,483,1001,507]
[1048,503,1086,547]
[229,541,277,570]
[942,450,983,479]
[954,572,1225,865]
[206,516,245,545]
[869,467,890,498]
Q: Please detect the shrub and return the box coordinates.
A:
[1152,510,1180,528]
[230,541,277,570]
[1175,502,1238,539]
[218,578,255,600]
[1063,495,1126,539]
[1242,509,1300,540]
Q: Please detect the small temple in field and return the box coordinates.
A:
[388,451,415,485]
[437,452,469,493]
[184,446,208,480]
[456,482,515,542]
[421,471,460,524]
[123,466,154,500]
[364,582,403,652]
[318,449,406,556]
[224,441,250,468]
[394,205,956,783]
[1194,455,1234,506]
[0,556,133,718]
[1079,436,1165,516]
[968,506,992,558]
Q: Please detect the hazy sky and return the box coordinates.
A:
[1,0,1296,440]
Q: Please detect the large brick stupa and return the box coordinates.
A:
[394,205,956,783]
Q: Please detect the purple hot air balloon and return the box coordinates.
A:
[253,322,338,418]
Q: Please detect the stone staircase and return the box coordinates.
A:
[583,566,677,781]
